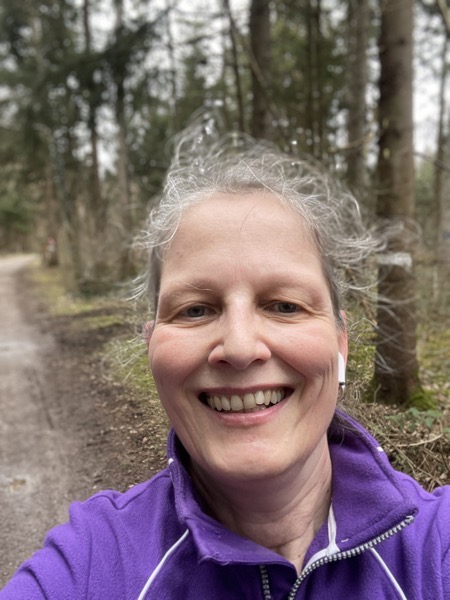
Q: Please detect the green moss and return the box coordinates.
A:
[406,386,437,410]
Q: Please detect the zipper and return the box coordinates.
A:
[259,515,414,600]
[259,565,272,600]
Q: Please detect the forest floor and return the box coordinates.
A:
[1,255,449,586]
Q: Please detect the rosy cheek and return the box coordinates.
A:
[282,331,338,376]
[149,331,194,379]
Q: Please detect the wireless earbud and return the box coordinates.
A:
[338,353,346,385]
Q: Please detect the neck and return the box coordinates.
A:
[191,439,332,574]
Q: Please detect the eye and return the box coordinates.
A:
[269,302,301,314]
[181,305,212,319]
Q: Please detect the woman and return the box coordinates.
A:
[2,128,449,599]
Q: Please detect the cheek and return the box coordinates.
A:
[148,330,201,389]
[280,326,339,378]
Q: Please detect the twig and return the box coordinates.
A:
[396,433,444,448]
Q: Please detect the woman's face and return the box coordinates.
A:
[148,192,347,486]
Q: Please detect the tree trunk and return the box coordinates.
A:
[30,3,82,287]
[374,0,422,406]
[249,0,271,139]
[222,0,246,133]
[435,36,449,264]
[114,0,134,279]
[82,0,104,234]
[165,0,179,133]
[305,0,323,158]
[438,108,450,269]
[346,0,370,198]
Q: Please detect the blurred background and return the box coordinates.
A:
[0,0,449,409]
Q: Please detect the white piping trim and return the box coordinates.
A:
[369,547,408,600]
[303,504,340,570]
[137,529,190,600]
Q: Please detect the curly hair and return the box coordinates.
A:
[135,119,383,326]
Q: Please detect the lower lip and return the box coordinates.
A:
[205,393,291,426]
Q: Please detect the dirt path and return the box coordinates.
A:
[0,255,70,581]
[0,255,168,586]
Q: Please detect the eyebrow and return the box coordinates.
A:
[158,280,216,304]
[159,272,323,303]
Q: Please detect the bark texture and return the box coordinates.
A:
[346,0,370,197]
[375,0,421,405]
[249,0,271,139]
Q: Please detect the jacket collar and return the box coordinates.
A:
[166,410,417,565]
[327,411,417,553]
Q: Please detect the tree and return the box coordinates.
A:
[438,107,450,269]
[81,0,104,235]
[249,0,271,138]
[111,0,134,278]
[175,30,210,128]
[434,35,450,269]
[0,0,85,282]
[222,0,246,132]
[374,0,425,406]
[345,0,370,198]
[269,0,347,160]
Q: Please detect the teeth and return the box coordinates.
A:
[205,388,287,412]
[255,391,265,405]
[243,393,254,409]
[230,395,243,411]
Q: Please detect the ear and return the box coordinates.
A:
[143,321,154,345]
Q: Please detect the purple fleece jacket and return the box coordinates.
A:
[1,412,450,599]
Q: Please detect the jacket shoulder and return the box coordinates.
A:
[0,468,179,600]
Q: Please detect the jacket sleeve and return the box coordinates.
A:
[435,486,450,599]
[0,501,92,600]
[443,545,450,598]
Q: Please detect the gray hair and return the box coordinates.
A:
[136,125,382,325]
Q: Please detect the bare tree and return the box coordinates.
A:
[374,0,423,405]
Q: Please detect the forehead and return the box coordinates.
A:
[158,192,326,286]
[168,191,315,251]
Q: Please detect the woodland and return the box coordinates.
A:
[0,0,449,410]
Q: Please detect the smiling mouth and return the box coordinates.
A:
[199,387,291,413]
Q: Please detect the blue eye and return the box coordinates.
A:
[183,305,210,318]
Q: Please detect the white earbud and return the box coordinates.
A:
[338,353,346,385]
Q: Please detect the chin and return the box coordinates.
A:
[198,449,297,486]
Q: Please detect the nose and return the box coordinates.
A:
[208,309,271,370]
